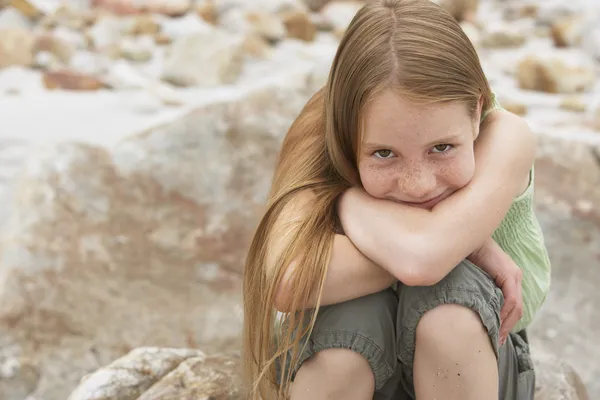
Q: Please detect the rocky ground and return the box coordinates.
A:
[0,0,598,399]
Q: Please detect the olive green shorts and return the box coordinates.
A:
[288,260,535,399]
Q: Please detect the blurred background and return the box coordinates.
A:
[0,0,597,399]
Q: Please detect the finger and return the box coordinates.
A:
[500,308,521,342]
[500,290,516,322]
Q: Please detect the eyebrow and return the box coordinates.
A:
[363,133,464,150]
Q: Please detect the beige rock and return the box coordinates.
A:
[439,0,479,22]
[559,96,587,113]
[534,346,589,400]
[516,56,595,94]
[0,6,33,29]
[0,28,35,68]
[481,27,526,49]
[550,15,584,48]
[0,76,314,399]
[282,10,317,41]
[242,34,272,59]
[126,14,161,36]
[119,37,155,63]
[503,4,538,21]
[197,0,218,24]
[153,32,171,46]
[592,107,600,131]
[0,357,40,400]
[501,100,528,116]
[161,29,245,87]
[85,15,125,51]
[42,69,108,91]
[35,34,76,64]
[220,9,286,44]
[9,0,42,19]
[91,0,191,16]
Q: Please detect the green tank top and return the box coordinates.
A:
[482,93,551,332]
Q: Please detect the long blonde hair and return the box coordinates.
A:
[243,0,493,398]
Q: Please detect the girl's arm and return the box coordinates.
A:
[338,110,536,286]
[271,191,396,313]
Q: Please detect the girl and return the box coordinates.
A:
[243,0,551,399]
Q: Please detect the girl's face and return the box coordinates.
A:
[358,90,482,210]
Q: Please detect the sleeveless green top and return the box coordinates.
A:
[482,94,551,332]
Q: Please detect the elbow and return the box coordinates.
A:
[384,253,447,287]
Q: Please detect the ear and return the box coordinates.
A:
[473,94,485,140]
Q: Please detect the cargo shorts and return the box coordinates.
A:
[286,260,535,399]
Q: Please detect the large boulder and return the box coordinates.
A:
[0,75,315,399]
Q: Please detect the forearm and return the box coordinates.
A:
[342,111,535,285]
[275,234,396,312]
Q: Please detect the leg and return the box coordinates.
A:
[413,304,498,399]
[283,287,400,400]
[396,260,535,400]
[291,348,374,400]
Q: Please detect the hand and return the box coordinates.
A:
[468,239,524,346]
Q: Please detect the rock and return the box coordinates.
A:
[69,51,112,76]
[503,4,538,21]
[126,14,161,36]
[559,96,587,113]
[282,9,317,41]
[8,0,42,19]
[42,69,108,91]
[0,357,40,400]
[33,51,62,70]
[40,5,97,31]
[0,6,33,29]
[161,29,245,87]
[516,56,595,94]
[439,0,479,22]
[550,15,584,48]
[196,1,218,25]
[242,34,272,59]
[0,28,35,68]
[153,32,171,45]
[91,0,191,16]
[213,0,308,15]
[66,348,206,400]
[534,346,589,400]
[86,15,125,51]
[320,1,363,34]
[159,13,213,40]
[119,36,155,63]
[592,107,600,131]
[52,26,89,51]
[0,74,314,398]
[35,34,76,64]
[67,348,241,400]
[501,100,528,116]
[220,9,286,43]
[581,24,600,62]
[481,25,526,49]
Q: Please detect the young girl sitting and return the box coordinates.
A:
[243,0,551,399]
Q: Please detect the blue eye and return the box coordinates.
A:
[374,149,394,158]
[431,144,452,153]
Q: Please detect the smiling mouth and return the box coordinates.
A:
[402,193,447,209]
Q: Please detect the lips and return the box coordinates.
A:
[403,192,449,209]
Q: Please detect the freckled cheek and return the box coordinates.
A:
[439,158,475,189]
[357,163,394,198]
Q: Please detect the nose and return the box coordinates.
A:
[398,166,437,202]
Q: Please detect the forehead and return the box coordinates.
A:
[361,90,471,144]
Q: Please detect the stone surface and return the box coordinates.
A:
[161,28,245,87]
[0,71,314,399]
[0,28,36,68]
[516,56,595,94]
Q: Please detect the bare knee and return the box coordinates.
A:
[413,304,498,400]
[416,303,491,350]
[292,349,374,399]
